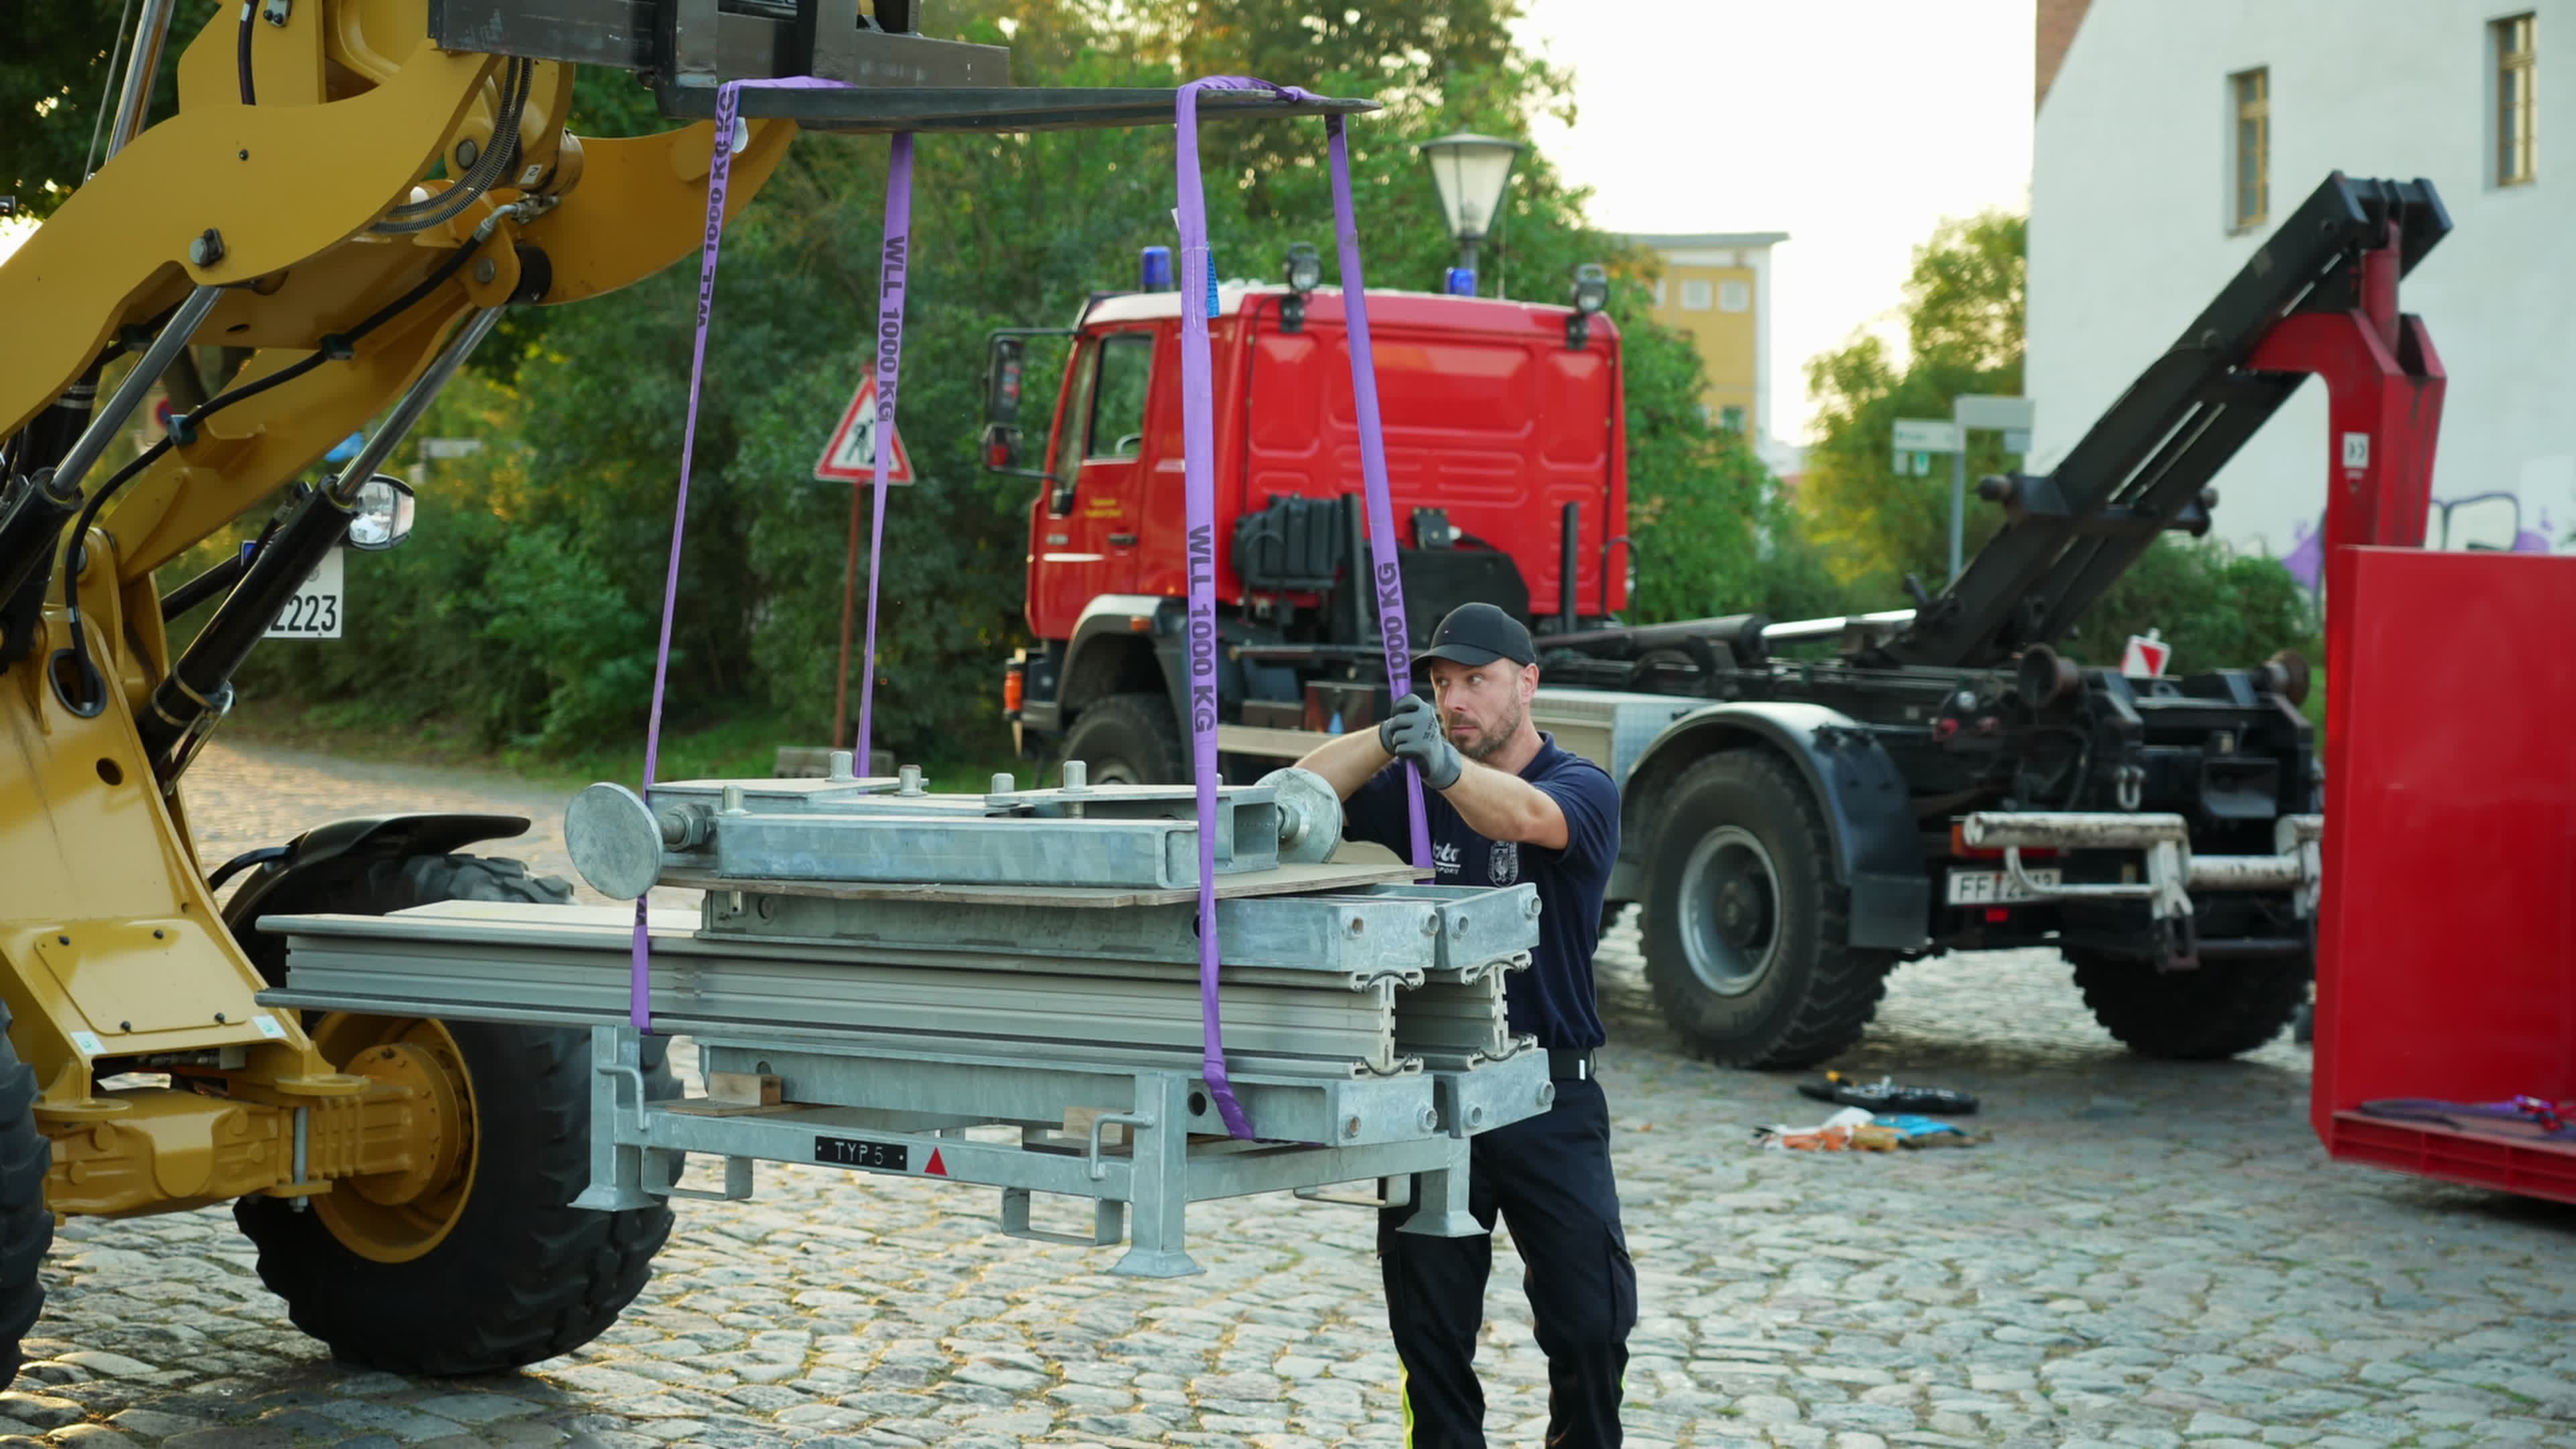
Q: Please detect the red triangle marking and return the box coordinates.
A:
[924,1147,948,1177]
[814,374,916,484]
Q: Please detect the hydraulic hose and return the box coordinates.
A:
[56,228,488,708]
[136,484,355,767]
[372,59,532,235]
[235,0,256,105]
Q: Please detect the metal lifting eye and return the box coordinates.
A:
[48,645,105,719]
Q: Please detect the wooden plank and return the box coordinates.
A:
[660,1099,830,1119]
[708,1071,782,1106]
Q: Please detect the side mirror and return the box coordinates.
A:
[345,474,415,551]
[981,422,1023,474]
[986,335,1026,426]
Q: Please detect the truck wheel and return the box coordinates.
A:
[0,1004,50,1389]
[2067,949,2310,1060]
[1061,692,1185,785]
[234,854,678,1375]
[1641,751,1893,1069]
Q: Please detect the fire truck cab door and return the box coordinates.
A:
[1036,329,1155,617]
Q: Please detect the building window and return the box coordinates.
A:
[1652,276,1667,307]
[1718,280,1750,313]
[1680,278,1715,311]
[1719,405,1747,433]
[2498,13,2537,186]
[2231,66,2269,229]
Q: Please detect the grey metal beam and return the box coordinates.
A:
[693,1042,1448,1147]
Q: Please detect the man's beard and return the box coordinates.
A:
[1452,696,1524,762]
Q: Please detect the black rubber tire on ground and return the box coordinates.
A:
[1641,750,1895,1069]
[0,1001,52,1390]
[1060,691,1186,785]
[233,853,679,1376]
[2067,948,2311,1060]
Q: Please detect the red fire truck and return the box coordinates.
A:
[989,261,1631,784]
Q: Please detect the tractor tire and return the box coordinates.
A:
[1641,750,1894,1069]
[1061,691,1186,786]
[2067,949,2311,1060]
[236,852,574,991]
[0,1002,51,1390]
[233,853,678,1376]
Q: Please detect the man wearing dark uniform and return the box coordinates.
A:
[1295,602,1635,1448]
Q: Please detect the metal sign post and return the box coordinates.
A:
[1947,395,2035,582]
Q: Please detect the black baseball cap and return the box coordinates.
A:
[1416,602,1535,670]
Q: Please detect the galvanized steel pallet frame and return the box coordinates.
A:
[567,1025,1556,1277]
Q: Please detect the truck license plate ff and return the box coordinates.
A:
[1945,867,2061,906]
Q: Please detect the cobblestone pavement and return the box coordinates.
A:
[9,740,2572,1448]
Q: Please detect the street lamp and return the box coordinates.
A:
[1417,131,1523,294]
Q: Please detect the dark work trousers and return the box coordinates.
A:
[1378,1075,1636,1448]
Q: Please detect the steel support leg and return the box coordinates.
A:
[572,1023,658,1212]
[1114,1071,1199,1277]
[1397,1134,1481,1238]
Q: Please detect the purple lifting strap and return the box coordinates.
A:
[853,135,914,768]
[1173,78,1427,1138]
[631,77,890,1033]
[1325,113,1435,873]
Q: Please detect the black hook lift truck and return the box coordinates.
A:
[998,172,2446,1070]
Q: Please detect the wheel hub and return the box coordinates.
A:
[342,1041,464,1208]
[309,1014,480,1264]
[1678,824,1782,997]
[1715,878,1763,947]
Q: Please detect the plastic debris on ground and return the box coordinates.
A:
[1753,1106,1993,1153]
[1754,1106,1897,1152]
[1871,1113,1989,1148]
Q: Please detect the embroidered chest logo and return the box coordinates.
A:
[1432,842,1462,876]
[1488,840,1519,885]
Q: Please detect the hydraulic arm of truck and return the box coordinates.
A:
[1866,173,2449,671]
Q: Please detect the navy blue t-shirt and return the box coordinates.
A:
[1342,734,1621,1050]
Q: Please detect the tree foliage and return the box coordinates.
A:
[3,1,221,217]
[103,0,1764,763]
[1614,281,1846,627]
[1796,209,2314,672]
[1799,211,2027,593]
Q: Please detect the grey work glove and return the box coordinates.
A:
[1376,692,1464,791]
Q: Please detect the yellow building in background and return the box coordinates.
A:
[1623,231,1787,468]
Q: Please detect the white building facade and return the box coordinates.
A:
[2030,0,2570,570]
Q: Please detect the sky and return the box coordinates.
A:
[1510,0,2036,445]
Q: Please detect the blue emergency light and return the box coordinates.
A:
[1140,246,1173,292]
[1444,266,1477,297]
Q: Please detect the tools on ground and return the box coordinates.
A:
[1796,1069,1980,1115]
[1758,1069,1991,1152]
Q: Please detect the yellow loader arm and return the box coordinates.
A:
[0,0,805,1219]
[1,5,795,586]
[0,0,1368,1381]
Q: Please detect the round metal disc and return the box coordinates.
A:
[565,782,665,900]
[1258,767,1345,865]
